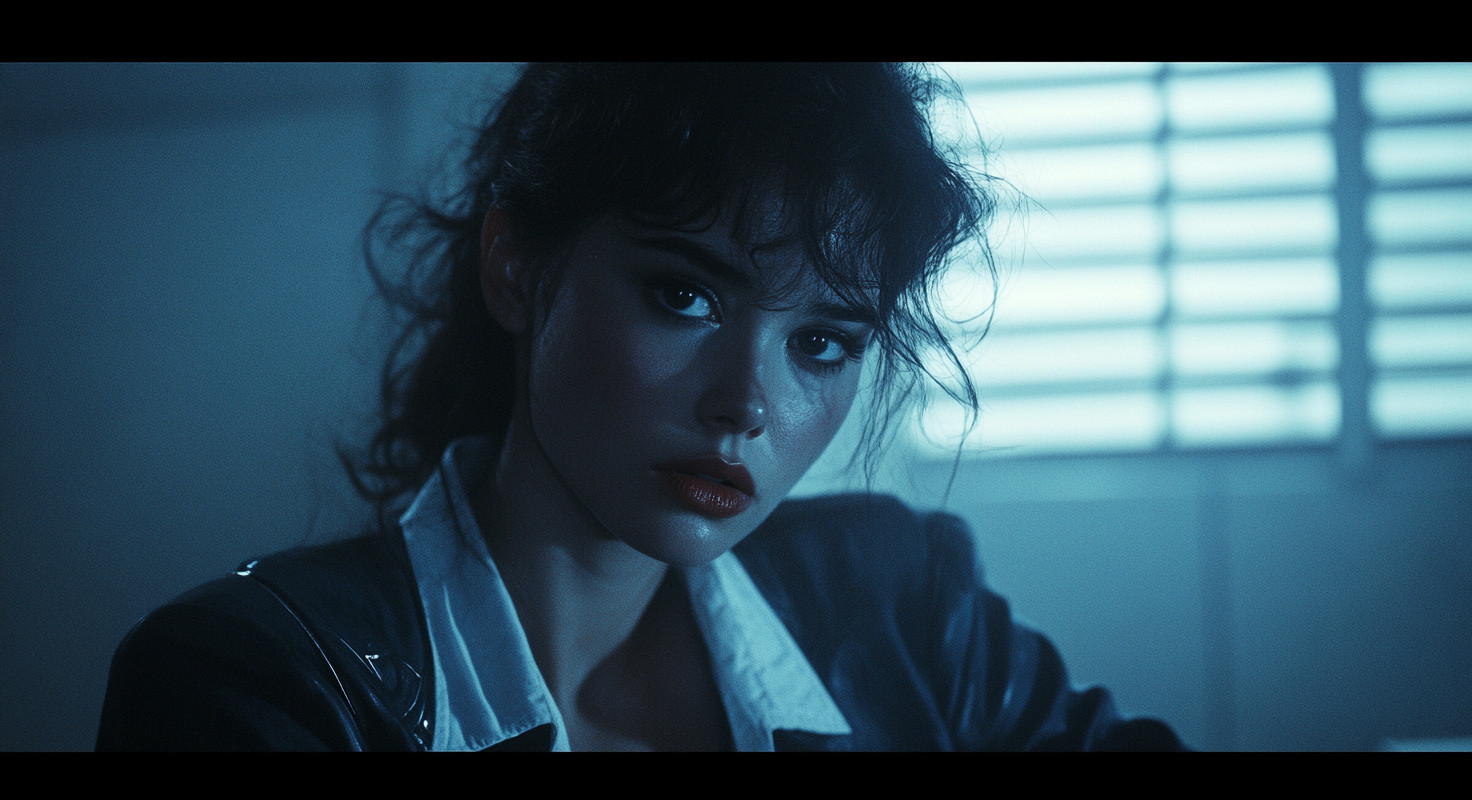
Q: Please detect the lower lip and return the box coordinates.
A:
[657,470,754,519]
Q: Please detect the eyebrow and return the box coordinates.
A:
[810,301,878,329]
[633,234,878,329]
[633,234,755,290]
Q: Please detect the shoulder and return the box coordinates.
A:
[232,532,420,644]
[154,532,423,669]
[736,492,982,591]
[113,533,412,666]
[97,532,429,751]
[733,493,986,647]
[733,494,1005,750]
[734,494,1189,751]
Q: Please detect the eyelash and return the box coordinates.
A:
[645,276,868,374]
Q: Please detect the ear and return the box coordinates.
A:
[480,206,531,335]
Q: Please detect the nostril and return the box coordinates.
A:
[697,379,768,436]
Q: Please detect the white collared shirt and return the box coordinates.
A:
[397,437,851,751]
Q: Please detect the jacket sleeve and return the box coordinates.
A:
[95,576,367,751]
[922,510,1185,751]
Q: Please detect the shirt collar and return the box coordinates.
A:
[684,550,852,749]
[397,436,849,751]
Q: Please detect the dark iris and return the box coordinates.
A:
[794,332,835,357]
[664,286,699,311]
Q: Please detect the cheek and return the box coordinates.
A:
[768,368,862,471]
[530,291,693,426]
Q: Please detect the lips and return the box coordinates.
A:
[654,455,755,519]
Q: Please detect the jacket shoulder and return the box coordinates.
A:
[235,532,423,655]
[226,532,431,746]
[736,492,982,594]
[738,493,1187,752]
[97,532,430,751]
[733,492,986,666]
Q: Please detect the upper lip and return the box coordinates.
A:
[655,454,756,497]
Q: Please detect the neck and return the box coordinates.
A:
[473,415,670,706]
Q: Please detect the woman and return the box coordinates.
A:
[96,63,1184,751]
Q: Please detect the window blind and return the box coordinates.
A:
[916,62,1472,458]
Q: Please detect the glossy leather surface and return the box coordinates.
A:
[97,531,433,751]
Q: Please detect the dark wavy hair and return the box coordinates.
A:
[343,63,996,526]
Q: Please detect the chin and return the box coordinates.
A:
[618,514,753,569]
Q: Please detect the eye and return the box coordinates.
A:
[652,279,719,323]
[789,329,861,368]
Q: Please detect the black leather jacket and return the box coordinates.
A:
[96,494,1184,751]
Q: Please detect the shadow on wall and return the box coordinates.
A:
[0,63,519,751]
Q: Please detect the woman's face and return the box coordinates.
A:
[520,201,874,567]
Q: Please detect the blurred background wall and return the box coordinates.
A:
[1,62,1467,751]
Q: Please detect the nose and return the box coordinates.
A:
[697,351,769,439]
